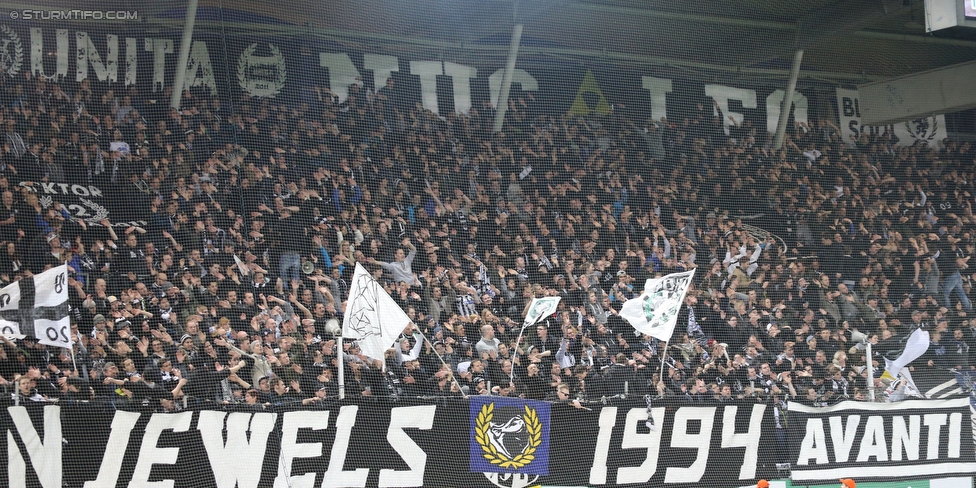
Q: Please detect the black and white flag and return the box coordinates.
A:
[341,263,412,360]
[0,279,22,338]
[0,265,72,348]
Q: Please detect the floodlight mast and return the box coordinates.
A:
[772,49,804,150]
[170,0,200,110]
[493,2,524,134]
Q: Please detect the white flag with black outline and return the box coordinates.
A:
[32,264,72,348]
[341,263,412,361]
[0,280,23,339]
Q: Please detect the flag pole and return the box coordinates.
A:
[337,335,346,400]
[70,339,79,375]
[415,329,467,396]
[659,340,669,379]
[337,264,364,402]
[509,321,531,384]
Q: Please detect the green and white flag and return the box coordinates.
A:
[619,269,696,342]
[523,296,561,327]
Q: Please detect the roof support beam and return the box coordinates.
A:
[573,3,796,31]
[735,0,913,68]
[853,30,976,47]
[796,0,912,49]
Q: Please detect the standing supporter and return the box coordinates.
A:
[0,68,970,414]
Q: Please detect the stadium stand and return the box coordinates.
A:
[1,2,975,487]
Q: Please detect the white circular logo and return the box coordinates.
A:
[237,43,286,98]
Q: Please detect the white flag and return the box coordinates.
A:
[0,280,23,339]
[523,296,561,327]
[234,254,250,277]
[880,327,930,395]
[34,264,68,308]
[32,264,72,348]
[619,269,696,342]
[341,263,412,361]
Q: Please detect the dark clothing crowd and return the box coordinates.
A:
[0,70,974,413]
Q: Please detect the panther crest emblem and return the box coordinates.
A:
[475,402,544,488]
[475,402,542,470]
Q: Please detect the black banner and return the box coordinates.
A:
[0,398,786,488]
[4,397,974,487]
[0,22,822,134]
[18,181,146,228]
[788,398,976,484]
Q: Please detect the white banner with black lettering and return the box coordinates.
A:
[0,267,70,345]
[788,398,976,483]
[836,88,947,148]
[32,265,72,348]
[0,280,22,338]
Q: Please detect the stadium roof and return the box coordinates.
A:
[12,0,976,83]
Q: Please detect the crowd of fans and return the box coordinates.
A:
[0,68,974,414]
